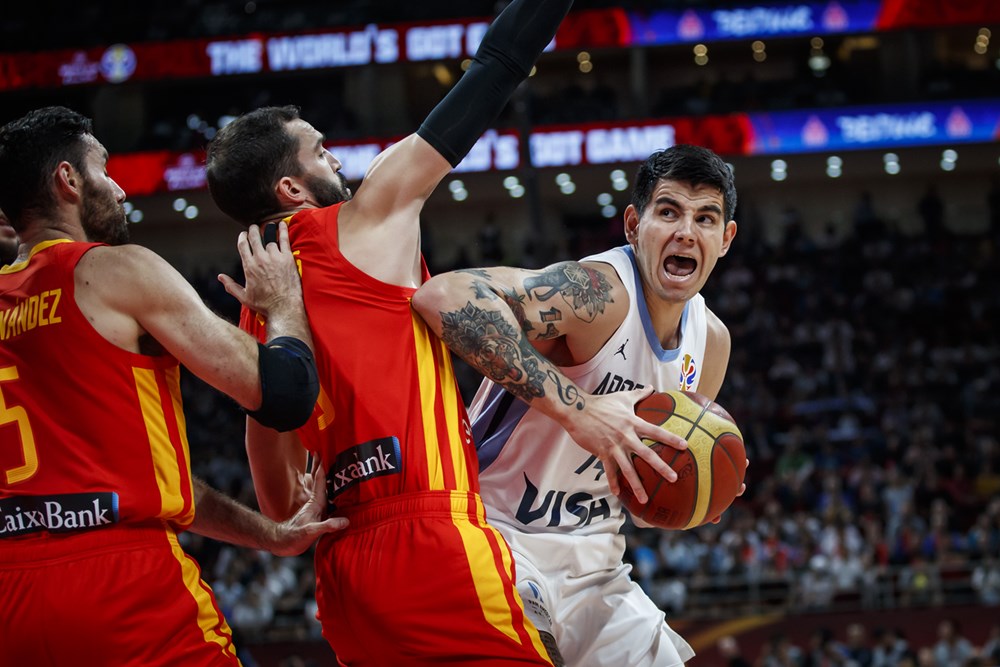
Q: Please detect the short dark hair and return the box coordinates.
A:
[0,106,93,232]
[631,144,737,223]
[206,105,304,226]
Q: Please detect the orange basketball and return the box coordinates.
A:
[618,390,746,530]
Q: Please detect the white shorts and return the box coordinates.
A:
[509,537,695,667]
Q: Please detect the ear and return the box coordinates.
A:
[623,204,640,245]
[53,161,83,204]
[719,220,738,256]
[274,176,308,207]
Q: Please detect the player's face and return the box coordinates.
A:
[79,135,128,245]
[288,119,352,206]
[624,178,736,304]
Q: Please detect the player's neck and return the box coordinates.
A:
[644,293,686,349]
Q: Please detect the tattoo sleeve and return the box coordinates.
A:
[521,262,613,322]
[439,301,584,409]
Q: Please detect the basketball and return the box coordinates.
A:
[618,390,747,530]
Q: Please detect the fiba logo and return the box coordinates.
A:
[679,353,698,391]
[100,44,137,84]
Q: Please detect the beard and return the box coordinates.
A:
[80,177,129,245]
[304,171,351,208]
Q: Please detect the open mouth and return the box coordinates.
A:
[664,255,697,278]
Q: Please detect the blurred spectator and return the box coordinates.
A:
[719,634,753,667]
[932,618,974,667]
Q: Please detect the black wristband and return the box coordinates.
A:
[417,0,573,166]
[247,336,319,432]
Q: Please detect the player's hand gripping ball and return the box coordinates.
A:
[619,390,747,529]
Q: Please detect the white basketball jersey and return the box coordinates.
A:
[470,246,709,575]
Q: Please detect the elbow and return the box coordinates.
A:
[411,276,451,322]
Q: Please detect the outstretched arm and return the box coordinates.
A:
[188,477,346,557]
[343,0,574,284]
[412,263,687,504]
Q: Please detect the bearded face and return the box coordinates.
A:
[303,170,351,207]
[80,171,128,246]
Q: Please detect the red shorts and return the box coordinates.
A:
[315,490,552,666]
[0,521,240,667]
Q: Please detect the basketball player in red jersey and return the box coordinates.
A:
[205,1,683,664]
[0,107,346,666]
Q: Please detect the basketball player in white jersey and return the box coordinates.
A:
[413,144,740,666]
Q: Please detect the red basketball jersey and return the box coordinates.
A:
[0,240,195,536]
[240,204,478,510]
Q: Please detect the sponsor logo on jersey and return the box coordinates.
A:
[515,473,612,529]
[592,371,645,395]
[0,492,118,538]
[326,436,401,503]
[680,353,698,390]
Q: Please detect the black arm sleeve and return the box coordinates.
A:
[246,336,319,432]
[416,0,574,166]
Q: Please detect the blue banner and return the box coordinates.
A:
[746,99,1000,154]
[629,1,882,45]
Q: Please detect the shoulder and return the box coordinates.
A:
[76,244,192,309]
[704,306,731,358]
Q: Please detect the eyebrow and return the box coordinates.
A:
[654,195,723,216]
[315,135,326,150]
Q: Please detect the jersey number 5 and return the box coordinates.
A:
[0,366,38,485]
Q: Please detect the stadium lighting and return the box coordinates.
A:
[597,192,613,206]
[555,173,572,186]
[826,156,842,168]
[885,162,901,175]
[503,176,520,190]
[771,159,787,172]
[601,205,617,219]
[173,197,187,212]
[452,188,468,201]
[184,205,199,219]
[128,209,143,223]
[448,179,464,193]
[123,202,134,215]
[942,149,958,162]
[509,184,526,198]
[559,181,576,195]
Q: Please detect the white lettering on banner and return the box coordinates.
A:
[454,131,521,173]
[58,52,101,85]
[406,24,466,61]
[836,112,937,144]
[586,125,676,163]
[530,131,585,168]
[206,39,263,75]
[164,154,207,191]
[329,143,383,181]
[267,26,398,71]
[712,6,814,37]
[373,28,400,63]
[464,22,490,56]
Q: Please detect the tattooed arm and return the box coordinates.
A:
[412,262,687,503]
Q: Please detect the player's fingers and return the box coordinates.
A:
[736,482,747,497]
[614,449,649,504]
[277,220,291,252]
[218,274,246,303]
[634,420,687,450]
[319,517,349,532]
[247,224,265,255]
[235,230,251,263]
[620,384,655,407]
[630,442,677,483]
